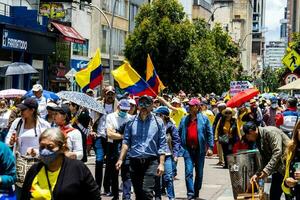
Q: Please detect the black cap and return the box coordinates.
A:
[51,104,72,120]
[139,95,153,103]
[17,97,38,110]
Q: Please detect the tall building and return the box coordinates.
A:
[264,41,286,70]
[251,0,266,76]
[212,0,253,73]
[280,7,288,44]
[287,0,300,41]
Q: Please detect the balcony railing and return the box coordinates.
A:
[0,2,10,17]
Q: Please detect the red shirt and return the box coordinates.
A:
[187,119,198,148]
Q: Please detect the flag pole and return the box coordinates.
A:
[124,61,158,97]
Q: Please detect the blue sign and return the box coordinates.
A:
[2,29,27,50]
[70,59,89,71]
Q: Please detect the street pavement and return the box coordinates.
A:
[86,156,234,200]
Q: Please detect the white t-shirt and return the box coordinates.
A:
[6,117,50,155]
[36,96,48,119]
[106,112,132,143]
[66,128,83,160]
[104,104,114,114]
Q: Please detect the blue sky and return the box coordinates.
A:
[265,0,286,43]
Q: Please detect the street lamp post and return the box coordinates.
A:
[207,5,227,25]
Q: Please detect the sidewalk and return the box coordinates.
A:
[87,156,234,200]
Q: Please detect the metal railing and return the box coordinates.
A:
[0,2,10,17]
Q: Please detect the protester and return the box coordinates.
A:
[154,106,181,200]
[157,96,187,128]
[116,95,167,200]
[213,102,227,166]
[105,99,133,200]
[243,121,290,200]
[32,84,48,119]
[279,97,300,138]
[215,107,241,168]
[0,141,16,193]
[21,128,101,200]
[263,97,282,127]
[0,99,11,141]
[6,97,50,156]
[200,100,215,125]
[45,101,57,127]
[178,98,214,200]
[101,86,118,195]
[282,121,300,199]
[69,102,91,162]
[52,104,83,160]
[128,98,137,115]
[90,111,106,194]
[242,99,264,126]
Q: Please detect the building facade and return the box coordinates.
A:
[280,7,288,44]
[0,0,56,90]
[212,0,253,73]
[287,0,300,41]
[251,0,266,76]
[264,41,286,70]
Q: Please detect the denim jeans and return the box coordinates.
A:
[121,163,132,200]
[94,137,104,162]
[183,148,205,199]
[164,156,175,199]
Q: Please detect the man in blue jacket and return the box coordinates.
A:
[179,98,214,200]
[0,141,16,193]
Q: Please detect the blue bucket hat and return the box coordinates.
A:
[153,106,170,116]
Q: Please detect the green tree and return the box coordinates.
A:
[124,0,241,94]
[261,66,286,92]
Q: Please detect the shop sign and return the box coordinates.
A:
[70,59,88,71]
[2,29,28,50]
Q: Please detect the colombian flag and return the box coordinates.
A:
[112,61,156,97]
[146,54,165,94]
[75,48,103,92]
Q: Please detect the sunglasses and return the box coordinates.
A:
[138,101,152,108]
[224,112,232,115]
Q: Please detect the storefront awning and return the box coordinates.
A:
[51,22,85,44]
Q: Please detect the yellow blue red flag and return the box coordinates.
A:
[146,54,165,93]
[112,61,156,96]
[75,48,103,92]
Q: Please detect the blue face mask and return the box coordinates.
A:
[118,110,127,118]
[271,103,278,109]
[39,148,60,166]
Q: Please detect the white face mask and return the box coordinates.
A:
[271,103,278,109]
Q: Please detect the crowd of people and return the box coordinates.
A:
[0,84,300,200]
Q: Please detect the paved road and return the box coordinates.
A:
[86,156,234,200]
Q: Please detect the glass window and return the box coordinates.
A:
[102,0,128,18]
[72,41,89,57]
[101,25,127,55]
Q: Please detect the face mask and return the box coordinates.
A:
[271,104,278,109]
[118,111,127,118]
[39,148,60,166]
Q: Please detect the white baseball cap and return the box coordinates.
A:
[32,84,43,92]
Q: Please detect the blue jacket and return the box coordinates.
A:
[0,141,16,190]
[165,121,181,158]
[179,113,214,155]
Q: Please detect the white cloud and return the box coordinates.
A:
[265,0,286,42]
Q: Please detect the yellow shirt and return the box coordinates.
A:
[202,110,215,125]
[31,166,61,200]
[170,107,187,128]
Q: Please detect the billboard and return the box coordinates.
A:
[39,2,72,22]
